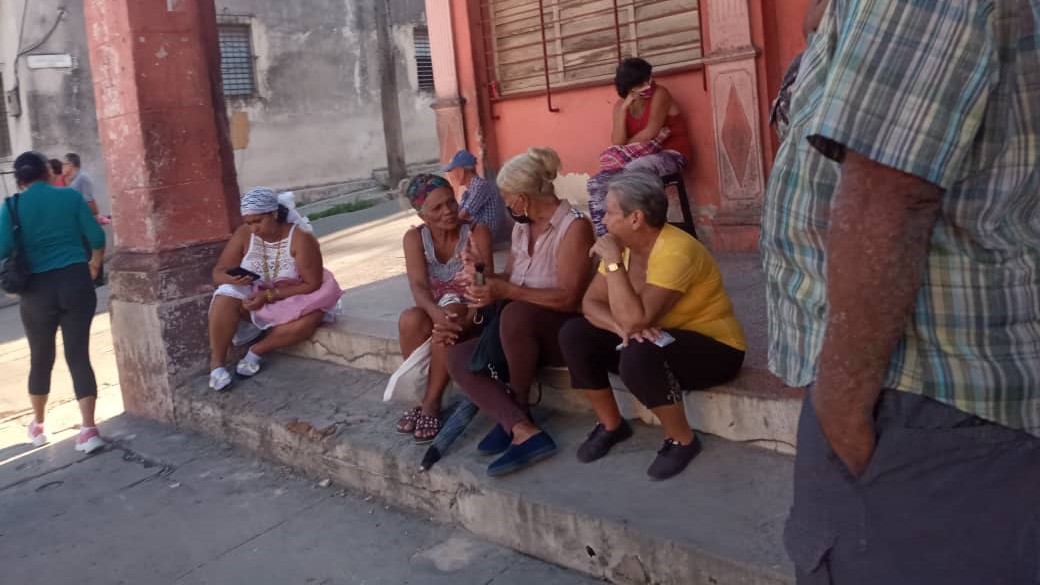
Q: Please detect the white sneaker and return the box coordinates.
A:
[75,427,106,454]
[27,420,48,447]
[236,357,261,378]
[209,367,233,391]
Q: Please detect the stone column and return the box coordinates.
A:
[704,0,766,243]
[425,0,467,163]
[84,0,239,421]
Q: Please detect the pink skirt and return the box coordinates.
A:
[252,269,343,329]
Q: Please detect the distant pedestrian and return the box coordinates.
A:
[48,159,66,187]
[63,153,104,286]
[764,2,1040,584]
[0,152,106,453]
[441,150,508,242]
[62,153,99,217]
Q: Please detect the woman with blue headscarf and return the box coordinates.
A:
[206,188,342,391]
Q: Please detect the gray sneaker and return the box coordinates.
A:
[576,420,633,463]
[647,435,702,481]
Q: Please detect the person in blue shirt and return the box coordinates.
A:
[0,151,107,454]
[442,150,510,243]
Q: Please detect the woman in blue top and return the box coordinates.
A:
[0,152,107,454]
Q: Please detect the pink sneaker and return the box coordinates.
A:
[27,421,48,447]
[75,427,106,454]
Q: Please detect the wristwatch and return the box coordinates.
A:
[606,261,623,273]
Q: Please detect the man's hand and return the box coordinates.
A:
[590,234,623,265]
[813,388,876,476]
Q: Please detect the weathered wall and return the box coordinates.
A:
[218,0,438,191]
[0,0,109,208]
[0,0,438,203]
[443,0,810,251]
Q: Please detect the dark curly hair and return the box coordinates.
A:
[614,57,653,98]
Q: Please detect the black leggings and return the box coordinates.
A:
[19,263,98,399]
[559,317,744,409]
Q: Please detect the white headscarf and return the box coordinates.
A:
[240,187,313,233]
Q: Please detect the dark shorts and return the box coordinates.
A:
[786,390,1040,585]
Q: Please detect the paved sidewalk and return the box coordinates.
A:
[0,413,599,585]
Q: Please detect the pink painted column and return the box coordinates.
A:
[704,0,765,251]
[425,0,467,164]
[84,0,239,421]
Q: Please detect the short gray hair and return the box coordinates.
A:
[607,172,668,228]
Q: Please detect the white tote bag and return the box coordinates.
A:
[383,338,432,403]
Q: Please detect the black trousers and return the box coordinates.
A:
[786,390,1040,585]
[19,263,98,399]
[559,317,744,409]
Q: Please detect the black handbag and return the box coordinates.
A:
[468,300,511,383]
[0,194,30,294]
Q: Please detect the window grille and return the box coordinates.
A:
[0,74,11,159]
[414,27,435,92]
[218,24,257,97]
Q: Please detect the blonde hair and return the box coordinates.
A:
[496,147,561,199]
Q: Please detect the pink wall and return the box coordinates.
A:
[488,69,720,212]
[443,0,813,250]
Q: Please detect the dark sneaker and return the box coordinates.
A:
[487,432,558,477]
[477,424,512,456]
[647,435,702,481]
[576,420,634,463]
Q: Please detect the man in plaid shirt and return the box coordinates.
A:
[763,1,1040,583]
[442,150,505,240]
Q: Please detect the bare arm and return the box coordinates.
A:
[500,218,596,312]
[611,99,632,146]
[627,88,672,144]
[403,228,439,316]
[581,274,624,335]
[605,275,682,334]
[212,227,251,286]
[471,224,495,273]
[276,230,324,298]
[814,151,942,475]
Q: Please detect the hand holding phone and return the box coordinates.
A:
[226,267,261,282]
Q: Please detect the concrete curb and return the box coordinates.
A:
[285,321,803,454]
[173,358,795,585]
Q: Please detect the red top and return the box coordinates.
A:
[625,87,691,160]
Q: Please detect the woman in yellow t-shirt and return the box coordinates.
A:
[559,172,745,480]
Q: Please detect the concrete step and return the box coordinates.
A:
[174,355,795,585]
[284,252,803,454]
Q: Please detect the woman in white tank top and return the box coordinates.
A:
[206,188,342,391]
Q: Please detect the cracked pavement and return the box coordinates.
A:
[0,414,599,585]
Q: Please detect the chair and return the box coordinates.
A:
[661,172,698,240]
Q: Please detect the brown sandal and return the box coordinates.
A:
[396,407,421,434]
[413,414,442,444]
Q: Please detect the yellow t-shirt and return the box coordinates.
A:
[600,224,746,351]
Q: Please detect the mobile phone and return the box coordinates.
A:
[616,331,676,351]
[474,263,486,286]
[653,331,676,348]
[226,267,261,281]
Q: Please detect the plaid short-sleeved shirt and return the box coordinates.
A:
[762,0,1040,434]
[460,175,502,233]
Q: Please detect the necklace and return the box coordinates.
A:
[259,231,283,285]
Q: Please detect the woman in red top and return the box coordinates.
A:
[587,58,691,236]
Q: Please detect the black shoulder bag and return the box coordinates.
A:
[0,194,31,294]
[468,300,511,383]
